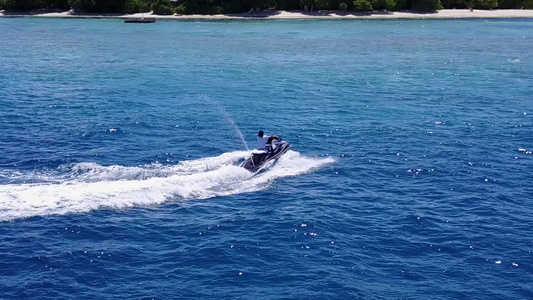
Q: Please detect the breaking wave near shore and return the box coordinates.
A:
[0,151,334,221]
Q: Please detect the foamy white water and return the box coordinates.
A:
[0,151,334,221]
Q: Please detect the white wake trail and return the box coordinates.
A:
[0,151,334,221]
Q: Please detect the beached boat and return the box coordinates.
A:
[124,17,156,23]
[124,12,156,23]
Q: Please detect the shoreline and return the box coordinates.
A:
[1,9,533,20]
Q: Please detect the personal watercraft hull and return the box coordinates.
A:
[241,141,291,173]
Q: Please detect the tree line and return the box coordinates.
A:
[1,0,532,14]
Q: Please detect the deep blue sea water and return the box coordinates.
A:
[1,17,532,299]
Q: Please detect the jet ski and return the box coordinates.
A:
[240,139,291,173]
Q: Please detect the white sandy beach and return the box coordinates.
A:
[1,9,533,20]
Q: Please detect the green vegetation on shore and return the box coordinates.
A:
[1,0,532,14]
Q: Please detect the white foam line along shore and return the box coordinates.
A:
[0,150,334,221]
[1,9,533,20]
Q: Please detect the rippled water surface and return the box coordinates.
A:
[1,18,532,299]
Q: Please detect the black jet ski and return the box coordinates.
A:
[241,139,291,173]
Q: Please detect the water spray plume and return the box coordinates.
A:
[200,95,249,151]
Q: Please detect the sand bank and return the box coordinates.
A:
[1,9,533,20]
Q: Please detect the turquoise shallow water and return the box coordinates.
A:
[0,18,532,299]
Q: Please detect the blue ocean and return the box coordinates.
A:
[0,17,532,299]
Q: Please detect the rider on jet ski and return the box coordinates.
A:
[241,131,290,173]
[257,130,280,153]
